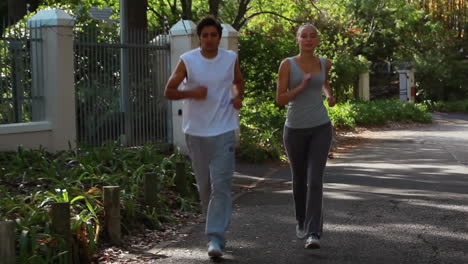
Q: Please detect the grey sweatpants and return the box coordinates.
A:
[283,122,332,237]
[185,130,235,248]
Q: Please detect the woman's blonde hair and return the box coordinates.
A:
[296,23,318,37]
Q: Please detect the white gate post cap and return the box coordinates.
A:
[170,20,196,36]
[28,9,75,27]
[221,24,238,37]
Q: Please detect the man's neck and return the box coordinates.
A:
[201,48,218,59]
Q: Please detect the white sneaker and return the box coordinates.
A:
[304,234,320,249]
[207,241,223,258]
[296,225,306,239]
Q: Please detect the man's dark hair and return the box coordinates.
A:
[196,15,223,37]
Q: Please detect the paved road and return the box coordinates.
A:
[150,112,468,264]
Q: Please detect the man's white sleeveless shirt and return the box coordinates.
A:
[180,48,239,137]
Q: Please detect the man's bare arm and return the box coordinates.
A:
[164,60,207,100]
[231,58,244,109]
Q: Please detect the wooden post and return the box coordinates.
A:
[50,202,72,263]
[144,172,159,207]
[174,161,187,196]
[0,220,16,264]
[103,186,121,245]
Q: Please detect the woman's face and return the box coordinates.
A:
[297,26,319,51]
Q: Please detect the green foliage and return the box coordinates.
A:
[328,53,368,102]
[239,22,297,100]
[0,23,35,124]
[413,50,468,101]
[238,0,466,103]
[238,98,432,161]
[0,143,197,262]
[0,188,71,263]
[424,100,468,113]
[326,101,357,128]
[349,0,466,101]
[238,1,372,103]
[327,99,432,128]
[238,97,286,162]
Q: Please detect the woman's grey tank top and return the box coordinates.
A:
[285,57,330,128]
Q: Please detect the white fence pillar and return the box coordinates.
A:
[220,24,238,53]
[169,20,198,154]
[358,72,370,101]
[28,9,76,152]
[397,69,416,102]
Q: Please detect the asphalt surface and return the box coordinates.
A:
[150,112,468,264]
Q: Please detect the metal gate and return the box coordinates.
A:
[0,21,45,124]
[74,26,171,147]
[369,61,411,100]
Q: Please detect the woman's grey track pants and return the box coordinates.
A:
[283,122,332,237]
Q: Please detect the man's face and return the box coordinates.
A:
[199,25,221,52]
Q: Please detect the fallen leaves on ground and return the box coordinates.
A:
[329,122,432,158]
[93,211,202,264]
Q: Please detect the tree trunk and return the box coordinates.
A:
[181,0,192,20]
[121,0,149,145]
[125,0,148,31]
[1,0,38,37]
[232,0,251,30]
[209,0,220,18]
[8,0,26,23]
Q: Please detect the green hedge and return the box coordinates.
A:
[238,99,433,162]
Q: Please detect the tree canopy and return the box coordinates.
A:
[1,0,466,100]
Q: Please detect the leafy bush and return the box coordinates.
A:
[239,23,296,101]
[238,97,286,162]
[326,101,357,128]
[424,100,468,113]
[0,143,197,263]
[413,50,468,101]
[238,98,432,161]
[327,53,369,102]
[239,21,368,104]
[328,99,432,128]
